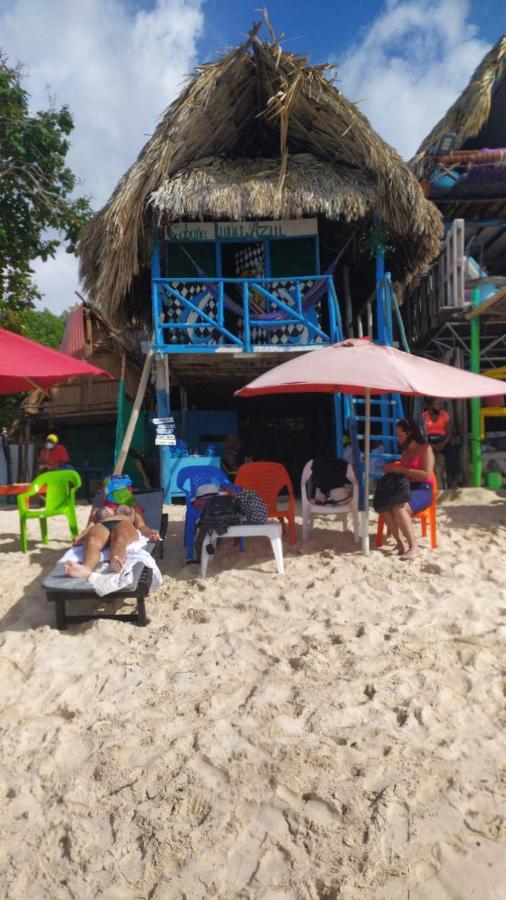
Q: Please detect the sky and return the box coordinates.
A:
[0,0,504,315]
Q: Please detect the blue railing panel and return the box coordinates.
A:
[152,274,342,352]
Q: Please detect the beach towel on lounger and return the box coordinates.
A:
[59,539,163,597]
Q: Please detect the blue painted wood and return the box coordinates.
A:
[152,273,339,352]
[242,281,251,353]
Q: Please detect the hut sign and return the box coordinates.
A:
[165,219,318,242]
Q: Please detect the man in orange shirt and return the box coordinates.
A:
[38,433,71,473]
[423,399,451,488]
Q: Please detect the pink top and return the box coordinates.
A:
[402,449,436,487]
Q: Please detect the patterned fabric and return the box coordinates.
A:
[235,244,264,279]
[240,280,324,346]
[95,504,136,522]
[161,284,219,344]
[236,489,268,524]
[161,277,325,348]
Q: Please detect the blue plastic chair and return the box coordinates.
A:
[176,465,243,561]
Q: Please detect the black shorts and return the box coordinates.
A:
[98,520,119,534]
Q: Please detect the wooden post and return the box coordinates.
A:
[113,347,153,475]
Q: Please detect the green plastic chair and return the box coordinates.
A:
[17,470,82,553]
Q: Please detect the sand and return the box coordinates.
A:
[1,489,505,899]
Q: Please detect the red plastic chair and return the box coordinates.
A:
[235,462,297,544]
[376,472,438,549]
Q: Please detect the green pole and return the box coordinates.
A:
[114,354,126,464]
[470,287,481,487]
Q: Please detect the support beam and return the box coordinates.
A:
[155,354,172,503]
[470,287,482,487]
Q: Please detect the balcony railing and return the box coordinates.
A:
[152,274,343,352]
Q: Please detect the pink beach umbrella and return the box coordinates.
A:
[235,338,501,552]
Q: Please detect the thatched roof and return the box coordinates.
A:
[150,154,376,221]
[78,25,442,325]
[411,34,506,179]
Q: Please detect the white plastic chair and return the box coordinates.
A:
[200,522,284,577]
[301,459,360,543]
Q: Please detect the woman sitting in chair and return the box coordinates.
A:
[65,475,159,578]
[381,418,435,561]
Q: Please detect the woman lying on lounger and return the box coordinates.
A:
[65,475,160,578]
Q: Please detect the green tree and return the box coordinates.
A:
[0,54,92,311]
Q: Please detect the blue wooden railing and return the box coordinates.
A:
[152,274,342,352]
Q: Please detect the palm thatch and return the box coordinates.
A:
[150,154,376,222]
[411,33,506,179]
[78,25,442,324]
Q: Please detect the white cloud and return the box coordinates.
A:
[336,0,491,160]
[30,246,81,315]
[1,0,204,313]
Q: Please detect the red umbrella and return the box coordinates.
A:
[236,338,500,551]
[0,328,113,394]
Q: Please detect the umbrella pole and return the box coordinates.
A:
[361,389,371,553]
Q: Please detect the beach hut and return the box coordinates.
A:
[406,33,506,485]
[406,33,506,355]
[78,21,442,497]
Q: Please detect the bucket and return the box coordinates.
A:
[486,471,503,489]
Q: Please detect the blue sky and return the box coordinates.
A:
[0,0,503,313]
[198,0,503,65]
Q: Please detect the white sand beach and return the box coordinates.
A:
[1,490,505,899]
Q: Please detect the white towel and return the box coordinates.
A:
[59,538,163,596]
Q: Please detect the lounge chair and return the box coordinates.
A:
[42,490,168,629]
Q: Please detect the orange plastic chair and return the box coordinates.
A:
[376,472,438,550]
[235,462,297,544]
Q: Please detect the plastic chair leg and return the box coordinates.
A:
[352,507,360,543]
[302,512,310,541]
[421,517,427,538]
[19,516,28,554]
[67,506,79,539]
[184,507,199,561]
[270,536,284,574]
[430,511,437,549]
[40,517,48,545]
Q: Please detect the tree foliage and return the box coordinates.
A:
[0,54,92,310]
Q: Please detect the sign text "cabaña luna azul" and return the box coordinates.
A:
[165,219,318,242]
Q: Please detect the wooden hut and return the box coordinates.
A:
[405,33,506,359]
[77,22,442,492]
[22,303,155,494]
